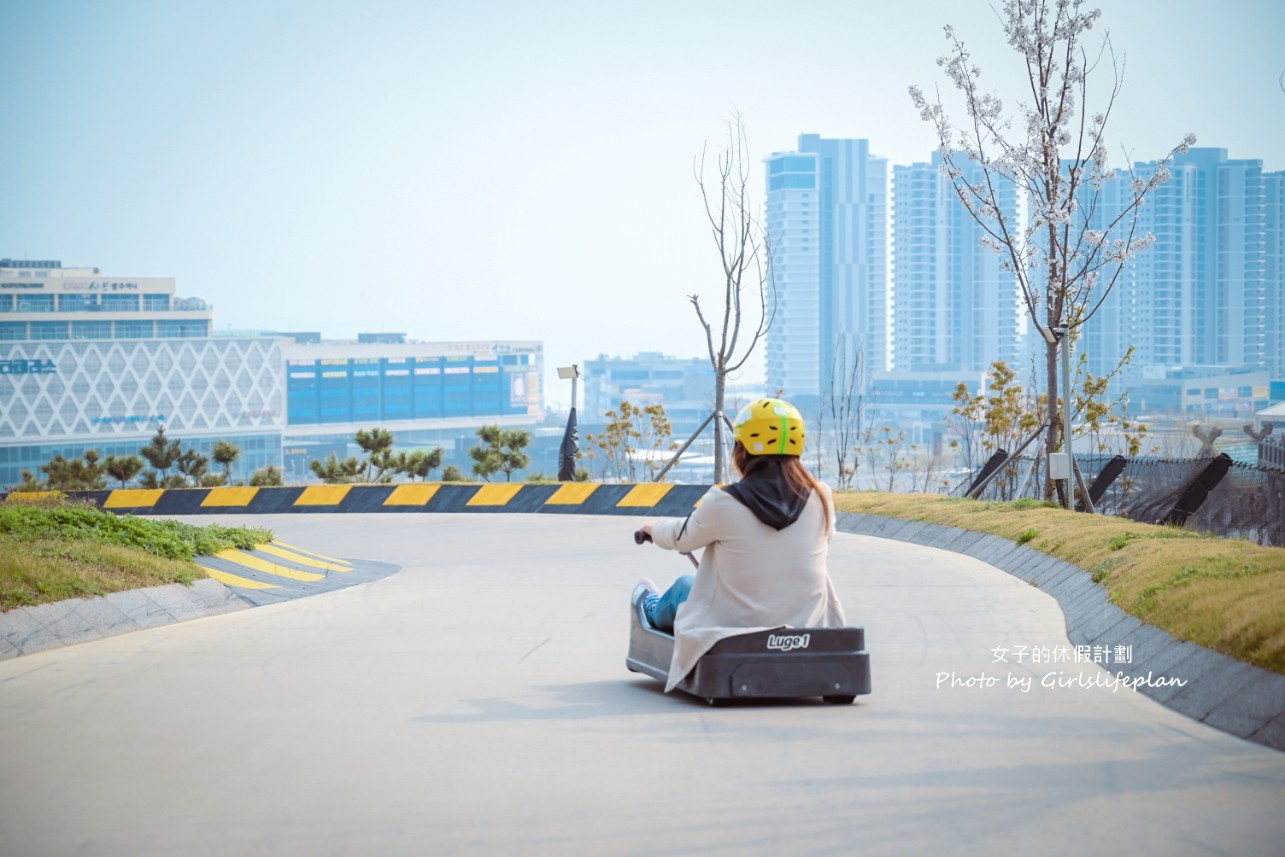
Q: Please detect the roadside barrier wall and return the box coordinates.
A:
[0,483,712,517]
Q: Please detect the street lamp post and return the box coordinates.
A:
[557,365,579,412]
[556,365,581,481]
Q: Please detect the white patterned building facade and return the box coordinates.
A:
[0,336,285,488]
[0,258,282,487]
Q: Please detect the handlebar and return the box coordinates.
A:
[635,527,697,567]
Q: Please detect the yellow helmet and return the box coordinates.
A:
[733,398,805,456]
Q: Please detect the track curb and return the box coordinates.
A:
[835,511,1285,752]
[0,579,250,660]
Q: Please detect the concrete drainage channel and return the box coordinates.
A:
[0,485,1281,752]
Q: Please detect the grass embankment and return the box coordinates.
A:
[833,492,1285,675]
[0,500,272,612]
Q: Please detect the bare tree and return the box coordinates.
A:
[818,338,874,490]
[909,0,1194,500]
[689,112,773,483]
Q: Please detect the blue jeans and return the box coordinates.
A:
[644,575,693,633]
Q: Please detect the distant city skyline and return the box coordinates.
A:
[764,139,1282,407]
[2,0,1282,406]
[1083,149,1282,381]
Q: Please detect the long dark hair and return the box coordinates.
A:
[731,442,831,523]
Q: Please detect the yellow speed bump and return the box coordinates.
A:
[255,542,352,572]
[202,567,280,590]
[271,541,351,566]
[214,549,325,582]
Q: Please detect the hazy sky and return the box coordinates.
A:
[2,0,1282,408]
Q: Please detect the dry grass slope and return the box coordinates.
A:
[0,536,205,609]
[834,492,1285,675]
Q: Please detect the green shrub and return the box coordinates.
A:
[0,502,271,560]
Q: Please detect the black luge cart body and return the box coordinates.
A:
[626,595,872,705]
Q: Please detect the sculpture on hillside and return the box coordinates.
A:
[1243,423,1274,443]
[1191,423,1223,458]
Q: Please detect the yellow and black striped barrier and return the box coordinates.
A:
[1,483,711,517]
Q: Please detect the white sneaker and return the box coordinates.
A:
[631,578,658,606]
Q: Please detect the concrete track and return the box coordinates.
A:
[1,513,1282,856]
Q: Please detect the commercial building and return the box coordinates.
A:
[280,338,542,482]
[1128,366,1272,418]
[0,259,283,487]
[576,351,761,482]
[0,259,546,488]
[583,352,713,428]
[764,136,888,402]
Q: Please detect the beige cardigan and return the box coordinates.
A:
[650,483,846,692]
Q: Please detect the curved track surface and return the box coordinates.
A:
[1,513,1282,856]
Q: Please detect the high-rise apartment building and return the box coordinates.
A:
[1083,149,1270,381]
[1266,171,1284,379]
[891,155,1025,373]
[764,135,887,402]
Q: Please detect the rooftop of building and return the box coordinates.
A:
[0,259,67,270]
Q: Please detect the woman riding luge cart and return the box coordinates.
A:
[629,399,871,704]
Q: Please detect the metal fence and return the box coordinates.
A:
[956,453,1285,548]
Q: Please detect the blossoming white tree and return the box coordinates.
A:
[909,0,1194,503]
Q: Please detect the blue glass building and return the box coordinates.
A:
[1082,149,1272,387]
[764,136,888,402]
[283,344,540,426]
[278,340,542,482]
[1266,171,1284,380]
[891,154,1026,374]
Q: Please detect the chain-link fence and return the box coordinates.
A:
[955,454,1285,547]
